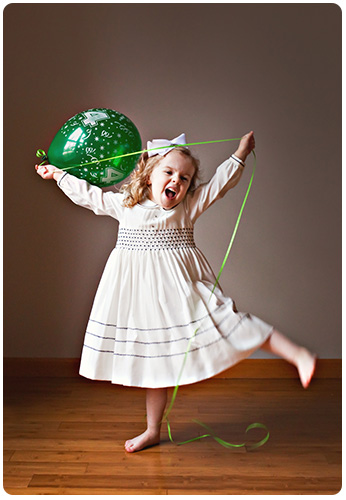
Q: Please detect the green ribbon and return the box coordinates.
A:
[211,150,256,295]
[162,151,269,450]
[166,419,269,450]
[76,138,242,167]
[36,138,268,449]
[36,138,242,171]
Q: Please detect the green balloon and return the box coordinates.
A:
[47,108,142,187]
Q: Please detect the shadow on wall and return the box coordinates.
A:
[3,3,342,358]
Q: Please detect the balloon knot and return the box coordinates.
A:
[36,149,47,160]
[36,149,48,166]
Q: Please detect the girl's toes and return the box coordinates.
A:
[124,440,134,452]
[299,351,317,388]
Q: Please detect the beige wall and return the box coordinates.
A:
[4,4,341,358]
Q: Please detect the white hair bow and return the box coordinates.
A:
[147,133,187,157]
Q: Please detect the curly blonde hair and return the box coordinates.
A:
[121,147,200,208]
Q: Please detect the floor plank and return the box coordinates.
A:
[3,375,342,495]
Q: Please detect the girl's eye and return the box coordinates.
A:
[181,176,187,182]
[165,170,172,175]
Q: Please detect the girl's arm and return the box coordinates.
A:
[35,164,124,220]
[186,132,255,222]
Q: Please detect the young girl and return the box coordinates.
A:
[35,131,316,453]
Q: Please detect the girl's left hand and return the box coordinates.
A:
[234,131,255,162]
[35,164,63,181]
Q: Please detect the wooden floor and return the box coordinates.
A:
[3,374,341,495]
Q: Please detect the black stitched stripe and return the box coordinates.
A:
[85,330,188,345]
[82,314,250,358]
[88,300,229,333]
[57,172,69,186]
[89,314,209,332]
[231,154,245,167]
[85,312,242,346]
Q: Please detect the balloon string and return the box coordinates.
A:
[211,150,256,295]
[163,151,269,450]
[77,138,242,167]
[36,140,268,449]
[166,419,270,450]
[36,138,241,171]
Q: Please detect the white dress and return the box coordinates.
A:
[58,155,273,388]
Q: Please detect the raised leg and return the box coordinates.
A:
[125,388,168,453]
[261,329,317,388]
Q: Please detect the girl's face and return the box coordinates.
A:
[147,151,196,210]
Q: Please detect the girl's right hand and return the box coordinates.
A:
[234,131,255,162]
[35,164,63,181]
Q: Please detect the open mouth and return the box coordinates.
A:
[165,188,177,200]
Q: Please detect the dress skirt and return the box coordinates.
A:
[57,155,274,389]
[79,234,273,388]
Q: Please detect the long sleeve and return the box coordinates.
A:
[185,155,245,223]
[57,172,125,221]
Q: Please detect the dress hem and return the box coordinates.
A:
[78,325,274,388]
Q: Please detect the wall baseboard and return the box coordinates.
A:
[3,357,341,379]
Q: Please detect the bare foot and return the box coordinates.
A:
[296,348,317,388]
[124,428,161,453]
